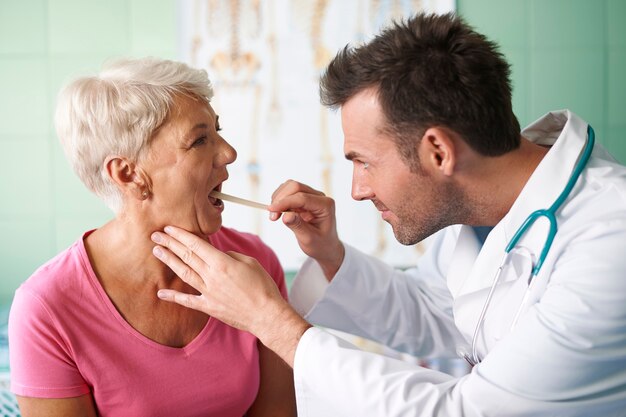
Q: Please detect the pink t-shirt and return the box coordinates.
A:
[9,227,287,417]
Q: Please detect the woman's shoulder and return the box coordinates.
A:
[18,233,92,302]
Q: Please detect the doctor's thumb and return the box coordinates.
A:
[282,212,303,229]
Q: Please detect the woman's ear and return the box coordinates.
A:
[104,156,151,200]
[419,127,457,177]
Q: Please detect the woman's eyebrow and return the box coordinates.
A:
[180,123,209,142]
[190,123,209,131]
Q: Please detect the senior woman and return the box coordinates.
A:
[8,57,296,417]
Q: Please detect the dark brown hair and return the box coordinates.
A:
[320,13,520,162]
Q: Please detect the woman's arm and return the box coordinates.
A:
[17,394,98,417]
[247,342,297,417]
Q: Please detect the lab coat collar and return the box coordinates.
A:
[501,109,589,243]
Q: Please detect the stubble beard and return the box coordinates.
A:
[391,180,467,245]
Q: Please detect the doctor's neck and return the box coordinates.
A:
[460,136,549,227]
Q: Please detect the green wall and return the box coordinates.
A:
[0,0,176,304]
[458,0,626,162]
[0,0,624,304]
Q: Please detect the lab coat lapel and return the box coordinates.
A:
[452,223,508,342]
[452,110,590,350]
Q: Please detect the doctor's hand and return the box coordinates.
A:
[151,226,311,367]
[268,180,345,280]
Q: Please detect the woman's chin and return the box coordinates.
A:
[198,217,223,236]
[158,217,221,238]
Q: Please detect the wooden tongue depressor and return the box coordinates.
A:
[210,190,269,211]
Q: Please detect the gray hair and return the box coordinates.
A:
[55,57,214,212]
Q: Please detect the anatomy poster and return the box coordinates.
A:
[178,0,455,270]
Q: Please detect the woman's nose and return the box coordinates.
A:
[217,137,237,166]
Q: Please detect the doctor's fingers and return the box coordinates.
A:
[158,226,236,271]
[151,227,226,287]
[152,242,208,294]
[270,180,325,202]
[269,191,335,220]
[157,289,212,316]
[225,251,284,296]
[269,181,326,222]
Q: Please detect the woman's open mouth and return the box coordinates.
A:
[208,185,224,208]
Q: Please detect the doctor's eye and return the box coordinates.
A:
[362,162,370,169]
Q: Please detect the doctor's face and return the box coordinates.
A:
[341,88,464,245]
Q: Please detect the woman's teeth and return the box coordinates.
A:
[208,193,223,207]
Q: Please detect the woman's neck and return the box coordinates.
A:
[84,217,178,291]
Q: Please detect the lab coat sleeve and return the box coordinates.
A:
[294,327,464,417]
[293,221,626,417]
[290,228,465,358]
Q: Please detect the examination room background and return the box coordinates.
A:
[0,0,625,383]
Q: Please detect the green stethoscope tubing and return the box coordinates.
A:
[506,124,596,278]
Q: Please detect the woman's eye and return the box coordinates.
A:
[192,136,207,147]
[362,161,370,169]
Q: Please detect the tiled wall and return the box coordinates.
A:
[458,0,626,162]
[0,0,625,304]
[0,0,176,303]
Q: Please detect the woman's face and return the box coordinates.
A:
[140,94,237,236]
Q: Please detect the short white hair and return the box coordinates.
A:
[55,57,214,213]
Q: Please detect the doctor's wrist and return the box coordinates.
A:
[317,241,345,282]
[257,301,312,368]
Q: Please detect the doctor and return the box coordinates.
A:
[151,13,626,416]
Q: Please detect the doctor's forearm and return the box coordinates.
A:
[255,301,312,367]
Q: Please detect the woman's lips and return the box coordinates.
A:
[208,184,224,208]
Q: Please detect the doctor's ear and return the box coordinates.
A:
[104,156,151,200]
[419,127,457,176]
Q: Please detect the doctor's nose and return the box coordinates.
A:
[351,176,373,201]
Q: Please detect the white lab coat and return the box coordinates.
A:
[289,110,626,416]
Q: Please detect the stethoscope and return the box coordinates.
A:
[462,125,596,366]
